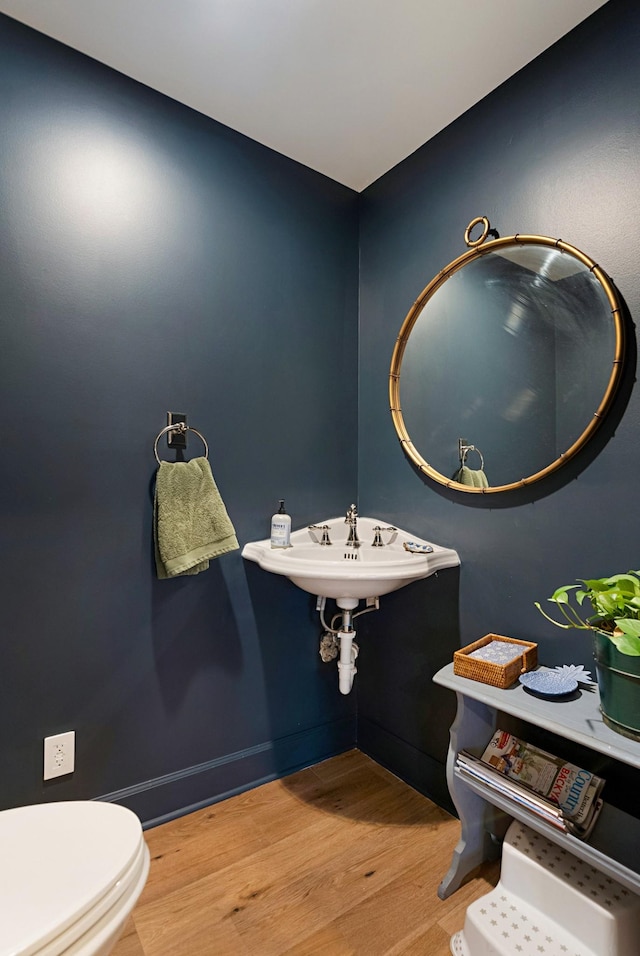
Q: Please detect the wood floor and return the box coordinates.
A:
[112,749,498,955]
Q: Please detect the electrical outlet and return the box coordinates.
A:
[43,731,75,780]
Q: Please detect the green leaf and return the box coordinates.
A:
[574,589,589,606]
[608,631,640,656]
[549,585,579,605]
[615,619,640,638]
[608,573,640,588]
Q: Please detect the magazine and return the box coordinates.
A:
[456,752,569,833]
[456,729,605,839]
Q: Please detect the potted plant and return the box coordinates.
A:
[535,571,640,740]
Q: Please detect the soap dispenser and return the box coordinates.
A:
[270,500,291,548]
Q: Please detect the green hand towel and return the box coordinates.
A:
[455,465,489,488]
[154,457,239,579]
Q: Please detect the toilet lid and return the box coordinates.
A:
[0,801,145,956]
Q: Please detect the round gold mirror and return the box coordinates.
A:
[389,218,625,493]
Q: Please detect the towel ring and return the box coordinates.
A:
[153,423,209,464]
[458,439,484,470]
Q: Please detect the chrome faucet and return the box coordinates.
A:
[345,503,360,548]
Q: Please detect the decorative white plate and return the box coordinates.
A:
[519,670,578,697]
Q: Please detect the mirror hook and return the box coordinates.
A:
[464,216,491,248]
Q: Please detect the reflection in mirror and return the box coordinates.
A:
[390,224,625,493]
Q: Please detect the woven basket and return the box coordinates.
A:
[453,634,538,689]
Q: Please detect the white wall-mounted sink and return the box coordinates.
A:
[242,516,459,606]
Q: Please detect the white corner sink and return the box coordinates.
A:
[241,516,459,605]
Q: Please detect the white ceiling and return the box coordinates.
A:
[0,0,607,191]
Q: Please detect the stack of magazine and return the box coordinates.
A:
[456,729,605,839]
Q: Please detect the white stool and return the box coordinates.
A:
[451,820,640,956]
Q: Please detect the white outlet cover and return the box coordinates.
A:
[43,731,75,780]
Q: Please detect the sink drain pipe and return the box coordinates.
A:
[317,598,378,694]
[337,610,358,695]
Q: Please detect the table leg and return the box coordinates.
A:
[438,691,500,899]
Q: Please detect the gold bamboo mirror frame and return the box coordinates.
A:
[389,217,625,493]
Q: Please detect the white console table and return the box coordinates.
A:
[433,663,640,900]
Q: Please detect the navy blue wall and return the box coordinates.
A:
[3,0,639,824]
[357,0,640,802]
[0,15,358,823]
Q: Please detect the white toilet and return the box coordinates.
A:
[0,800,150,956]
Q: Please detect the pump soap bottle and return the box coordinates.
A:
[270,500,291,548]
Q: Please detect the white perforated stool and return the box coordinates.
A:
[451,820,640,956]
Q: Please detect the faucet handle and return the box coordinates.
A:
[309,524,332,545]
[371,525,397,547]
